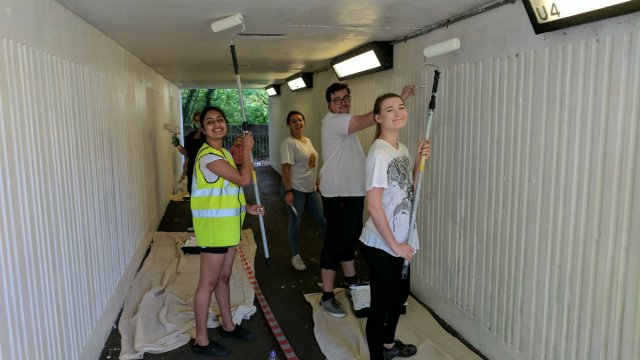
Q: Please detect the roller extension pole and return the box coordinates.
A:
[230,43,271,266]
[402,70,440,279]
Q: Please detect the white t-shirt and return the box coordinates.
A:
[195,149,241,195]
[319,112,366,197]
[360,139,419,256]
[199,153,224,183]
[280,136,319,193]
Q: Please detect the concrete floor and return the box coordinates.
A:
[99,166,370,360]
[99,166,484,360]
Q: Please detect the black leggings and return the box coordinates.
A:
[361,243,410,360]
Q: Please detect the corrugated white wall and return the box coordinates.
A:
[0,1,181,359]
[269,4,640,360]
[415,32,640,360]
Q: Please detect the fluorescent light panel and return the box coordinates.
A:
[332,50,381,79]
[521,0,640,34]
[330,42,393,81]
[287,78,306,90]
[265,84,280,96]
[286,73,313,91]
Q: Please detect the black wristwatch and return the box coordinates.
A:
[284,189,293,194]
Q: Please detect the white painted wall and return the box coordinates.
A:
[269,3,640,360]
[0,0,181,359]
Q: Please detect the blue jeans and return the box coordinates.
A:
[281,185,326,257]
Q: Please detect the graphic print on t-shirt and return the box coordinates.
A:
[308,153,316,169]
[384,155,414,243]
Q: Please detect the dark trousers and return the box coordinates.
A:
[320,196,364,270]
[361,243,410,360]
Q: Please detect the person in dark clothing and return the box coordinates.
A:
[174,112,206,196]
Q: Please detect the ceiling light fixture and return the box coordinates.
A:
[522,0,640,34]
[286,73,313,91]
[265,84,281,96]
[331,42,393,81]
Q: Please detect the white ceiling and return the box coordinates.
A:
[55,0,494,89]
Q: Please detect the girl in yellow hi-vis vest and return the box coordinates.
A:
[191,106,265,357]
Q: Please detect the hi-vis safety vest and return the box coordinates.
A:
[191,144,246,247]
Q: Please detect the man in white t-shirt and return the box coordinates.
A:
[318,82,415,317]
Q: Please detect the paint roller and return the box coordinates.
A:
[210,13,244,33]
[210,14,272,266]
[402,38,460,279]
[423,37,460,59]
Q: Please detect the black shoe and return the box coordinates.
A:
[383,339,417,359]
[192,339,230,357]
[218,325,256,341]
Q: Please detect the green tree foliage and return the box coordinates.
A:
[203,89,214,107]
[181,89,198,125]
[181,88,268,127]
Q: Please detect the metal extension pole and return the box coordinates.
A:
[402,70,440,279]
[230,42,271,266]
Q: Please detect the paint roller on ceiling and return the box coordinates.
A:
[423,37,460,59]
[210,13,286,38]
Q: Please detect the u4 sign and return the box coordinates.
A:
[522,0,640,34]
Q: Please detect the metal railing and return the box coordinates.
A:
[223,133,270,164]
[182,125,270,164]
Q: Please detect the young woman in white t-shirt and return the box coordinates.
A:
[280,111,326,271]
[359,93,430,360]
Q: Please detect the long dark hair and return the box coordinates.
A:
[286,110,305,125]
[199,106,228,124]
[286,111,305,135]
[372,93,404,140]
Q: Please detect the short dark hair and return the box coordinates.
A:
[325,83,350,103]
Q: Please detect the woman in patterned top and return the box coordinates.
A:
[359,93,430,360]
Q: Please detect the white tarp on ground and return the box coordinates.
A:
[118,231,257,360]
[304,289,482,360]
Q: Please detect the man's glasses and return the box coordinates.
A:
[330,96,351,105]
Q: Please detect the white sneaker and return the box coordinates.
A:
[291,254,307,271]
